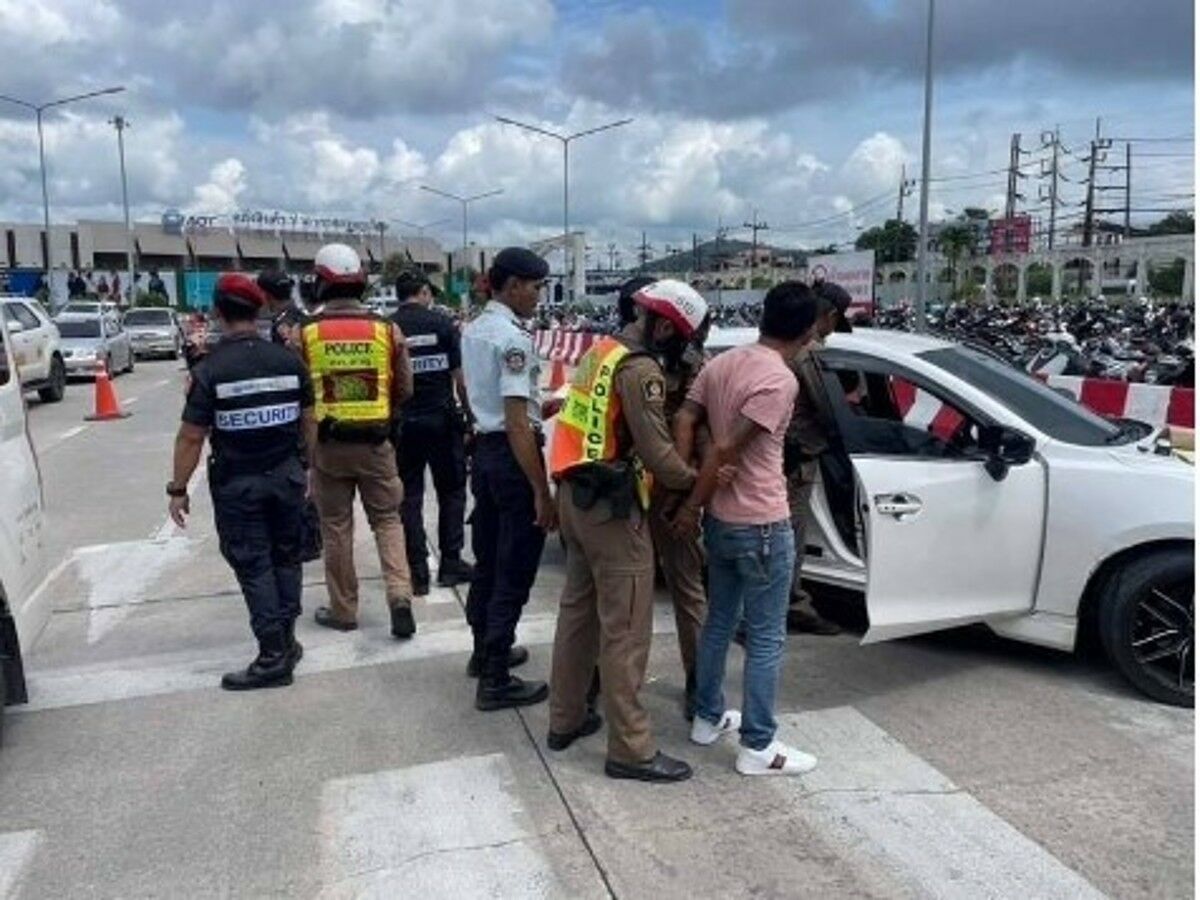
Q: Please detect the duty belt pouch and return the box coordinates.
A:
[570,463,636,519]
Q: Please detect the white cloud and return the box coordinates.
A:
[188,158,247,214]
[841,131,909,194]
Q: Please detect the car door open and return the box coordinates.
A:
[823,354,1048,643]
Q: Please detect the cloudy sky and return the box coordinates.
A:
[0,0,1193,262]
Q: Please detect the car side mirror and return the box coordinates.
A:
[978,425,1035,482]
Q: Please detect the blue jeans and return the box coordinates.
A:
[694,516,795,751]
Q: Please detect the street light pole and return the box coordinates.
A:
[420,185,502,307]
[914,0,935,333]
[0,86,125,303]
[111,115,136,305]
[494,116,633,301]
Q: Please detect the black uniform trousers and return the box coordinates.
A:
[466,433,545,678]
[210,455,307,642]
[397,410,467,574]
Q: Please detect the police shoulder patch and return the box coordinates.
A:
[504,347,528,374]
[641,376,666,403]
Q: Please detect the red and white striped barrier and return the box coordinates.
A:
[1039,375,1194,430]
[534,329,597,366]
[533,329,1195,430]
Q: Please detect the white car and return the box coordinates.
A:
[0,296,67,403]
[0,312,47,739]
[708,327,1194,706]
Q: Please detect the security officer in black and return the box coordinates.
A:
[167,273,317,691]
[257,268,304,347]
[392,270,473,595]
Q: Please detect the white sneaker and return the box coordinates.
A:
[736,739,818,776]
[689,709,742,746]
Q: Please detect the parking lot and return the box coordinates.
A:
[0,356,1190,899]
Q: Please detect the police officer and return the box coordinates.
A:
[784,280,849,635]
[392,270,473,596]
[257,269,304,347]
[547,279,704,783]
[301,243,417,639]
[461,247,552,710]
[167,274,315,690]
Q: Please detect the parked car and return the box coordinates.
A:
[122,307,182,360]
[56,313,135,378]
[0,296,66,403]
[57,300,119,317]
[705,327,1195,706]
[0,311,47,741]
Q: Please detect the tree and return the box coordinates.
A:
[1148,259,1186,297]
[1146,211,1194,236]
[854,219,917,263]
[937,223,977,298]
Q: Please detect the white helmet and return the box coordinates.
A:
[314,243,366,289]
[633,279,709,339]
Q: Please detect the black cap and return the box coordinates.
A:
[256,268,293,301]
[617,276,655,325]
[814,280,852,314]
[489,247,549,290]
[395,270,440,300]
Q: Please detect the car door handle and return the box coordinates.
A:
[874,493,923,518]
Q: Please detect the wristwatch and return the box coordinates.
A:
[166,482,188,498]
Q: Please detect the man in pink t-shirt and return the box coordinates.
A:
[672,281,820,777]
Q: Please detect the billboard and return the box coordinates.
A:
[806,249,875,317]
[989,216,1032,255]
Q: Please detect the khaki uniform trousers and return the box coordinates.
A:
[647,487,706,677]
[787,460,819,611]
[313,440,413,622]
[549,480,656,765]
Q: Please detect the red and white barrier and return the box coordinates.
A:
[533,328,1195,430]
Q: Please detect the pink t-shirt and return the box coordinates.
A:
[687,342,798,525]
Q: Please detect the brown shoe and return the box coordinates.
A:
[314,607,357,632]
[787,606,841,636]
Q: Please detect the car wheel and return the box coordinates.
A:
[37,355,66,403]
[1099,547,1194,707]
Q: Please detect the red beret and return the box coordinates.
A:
[213,273,268,309]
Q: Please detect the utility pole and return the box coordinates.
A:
[692,232,700,272]
[743,208,769,279]
[896,164,916,221]
[606,242,618,271]
[637,232,652,269]
[914,0,936,333]
[1004,133,1025,219]
[1124,142,1132,237]
[110,115,136,305]
[1083,140,1098,248]
[1039,127,1061,250]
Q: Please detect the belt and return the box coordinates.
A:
[476,430,544,448]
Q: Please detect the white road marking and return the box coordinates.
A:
[152,464,207,542]
[318,754,568,898]
[155,378,171,387]
[16,607,675,713]
[37,423,88,453]
[67,538,196,644]
[0,830,43,899]
[779,707,1105,900]
[123,395,140,405]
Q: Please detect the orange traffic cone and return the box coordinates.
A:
[549,358,567,392]
[85,370,131,421]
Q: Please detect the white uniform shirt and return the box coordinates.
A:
[461,300,541,434]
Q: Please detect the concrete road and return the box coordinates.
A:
[1,361,1192,899]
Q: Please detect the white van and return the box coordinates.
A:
[0,312,47,738]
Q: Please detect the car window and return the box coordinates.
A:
[57,320,102,338]
[4,302,40,331]
[920,346,1123,446]
[123,309,172,326]
[822,359,983,460]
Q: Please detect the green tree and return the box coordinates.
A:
[1146,211,1194,236]
[938,223,977,298]
[1148,259,1186,296]
[855,219,918,263]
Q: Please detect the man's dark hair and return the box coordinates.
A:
[214,295,259,323]
[395,271,428,301]
[318,280,365,302]
[617,276,655,325]
[760,280,818,341]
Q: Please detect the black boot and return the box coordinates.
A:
[547,711,603,751]
[390,604,416,639]
[411,560,431,597]
[437,557,475,587]
[466,645,529,678]
[221,633,293,691]
[605,751,693,783]
[476,674,548,711]
[286,620,303,668]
